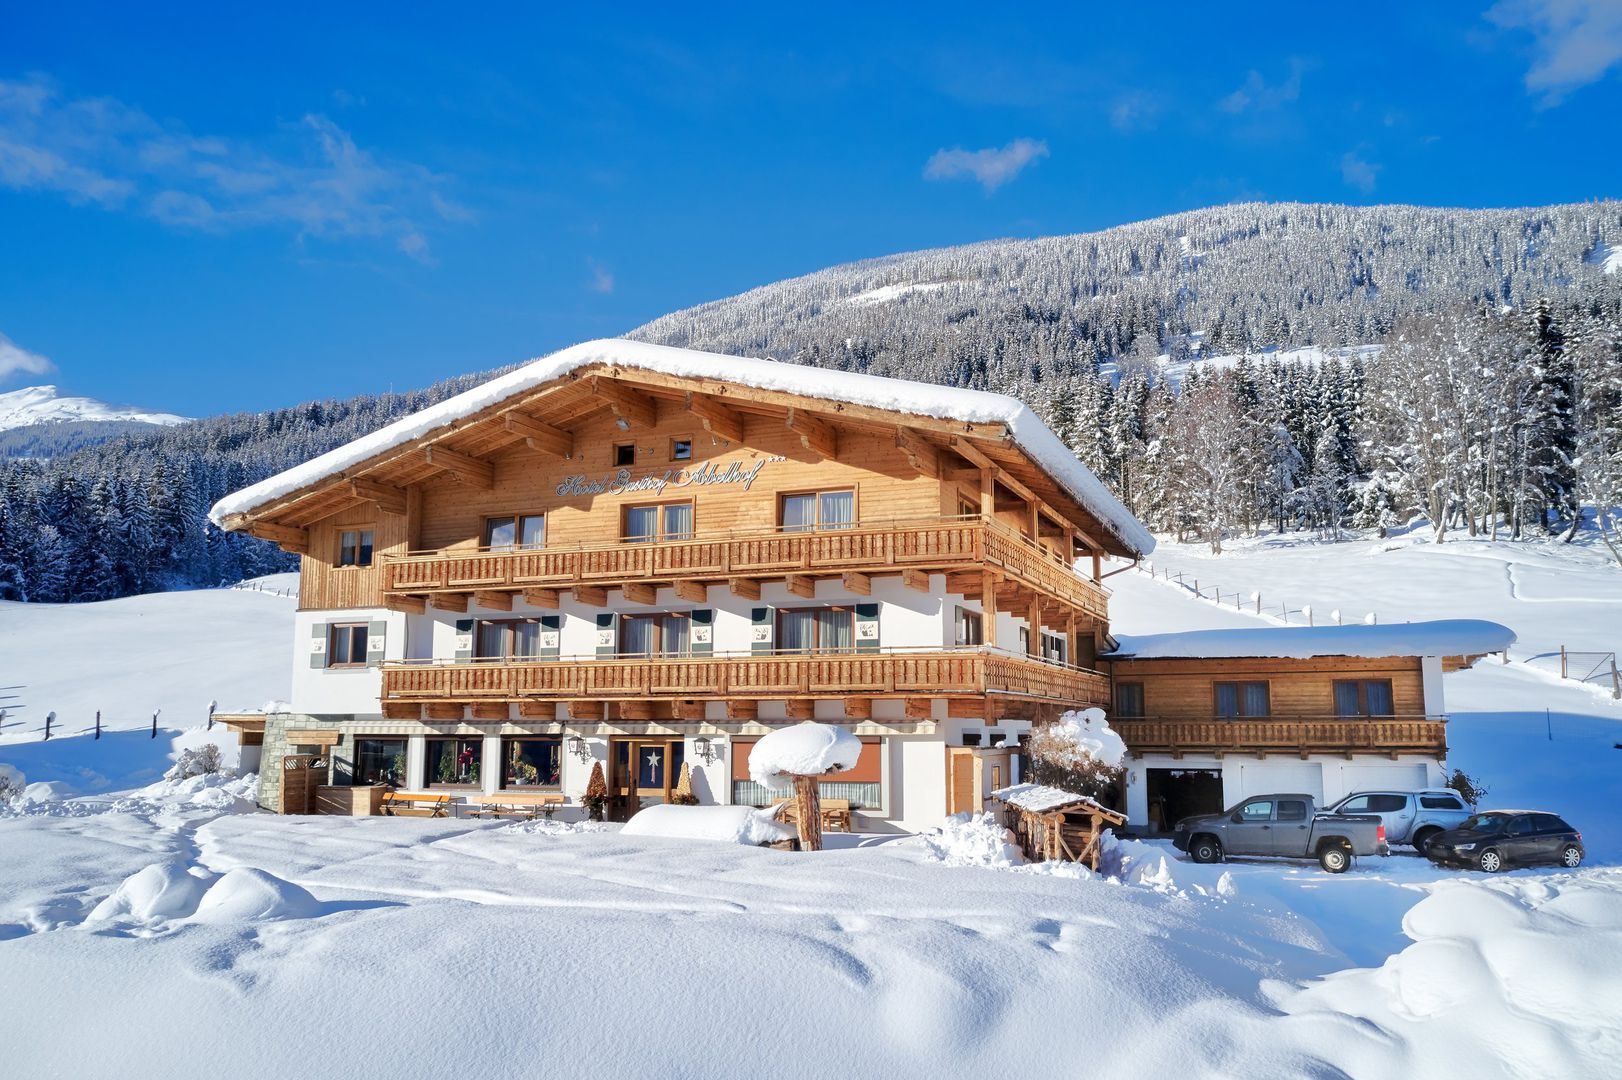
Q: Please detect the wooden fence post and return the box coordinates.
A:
[1560,646,1567,680]
[95,710,101,739]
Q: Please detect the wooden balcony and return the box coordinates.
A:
[1112,716,1448,760]
[380,648,1110,712]
[380,516,1108,619]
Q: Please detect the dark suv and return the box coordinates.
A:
[1425,810,1584,873]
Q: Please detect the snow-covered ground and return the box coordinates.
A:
[3,543,1620,1078]
[0,383,187,431]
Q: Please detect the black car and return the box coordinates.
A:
[1425,810,1584,873]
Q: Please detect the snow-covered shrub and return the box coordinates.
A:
[0,763,24,803]
[1028,708,1126,803]
[163,743,225,783]
[917,812,1024,869]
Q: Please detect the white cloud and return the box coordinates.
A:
[1341,150,1381,193]
[1488,0,1622,104]
[923,138,1049,193]
[0,332,55,382]
[1219,59,1308,113]
[587,257,615,294]
[1109,93,1161,132]
[0,76,459,260]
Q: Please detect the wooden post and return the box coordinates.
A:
[792,773,823,852]
[982,569,998,647]
[1560,646,1567,680]
[95,710,101,740]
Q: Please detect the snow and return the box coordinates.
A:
[1107,618,1516,660]
[207,338,1155,556]
[620,803,792,845]
[747,721,863,786]
[913,811,1025,868]
[842,280,955,305]
[0,384,186,432]
[1031,706,1127,769]
[1586,242,1622,274]
[991,782,1116,816]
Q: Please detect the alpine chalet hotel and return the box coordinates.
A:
[212,340,1508,831]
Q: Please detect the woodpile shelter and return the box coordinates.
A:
[991,783,1127,870]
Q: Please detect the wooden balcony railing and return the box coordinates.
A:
[1111,716,1448,759]
[380,516,1108,619]
[381,648,1111,707]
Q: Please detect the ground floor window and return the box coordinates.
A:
[425,737,482,788]
[353,738,407,787]
[502,737,561,788]
[729,737,882,808]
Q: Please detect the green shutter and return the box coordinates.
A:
[309,622,328,669]
[454,619,475,661]
[690,609,713,657]
[750,607,774,655]
[855,603,880,653]
[595,612,617,658]
[366,620,387,666]
[539,615,561,661]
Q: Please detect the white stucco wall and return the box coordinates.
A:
[1123,753,1447,827]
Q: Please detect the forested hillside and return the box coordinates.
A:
[3,200,1620,602]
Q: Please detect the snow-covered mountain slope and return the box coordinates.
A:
[0,385,187,432]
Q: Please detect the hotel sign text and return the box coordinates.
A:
[556,457,775,499]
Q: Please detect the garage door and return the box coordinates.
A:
[1236,762,1323,804]
[1337,763,1428,797]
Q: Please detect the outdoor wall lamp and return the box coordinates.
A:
[692,736,721,766]
[568,735,592,763]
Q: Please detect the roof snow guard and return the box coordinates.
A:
[208,338,1154,557]
[1103,619,1516,661]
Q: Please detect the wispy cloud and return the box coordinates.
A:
[0,331,55,383]
[0,76,465,261]
[1341,150,1382,193]
[587,257,615,294]
[1109,92,1161,132]
[923,138,1049,193]
[1219,59,1309,113]
[1488,0,1622,104]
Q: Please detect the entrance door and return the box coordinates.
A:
[948,749,976,815]
[609,738,683,821]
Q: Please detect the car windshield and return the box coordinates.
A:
[1461,812,1510,833]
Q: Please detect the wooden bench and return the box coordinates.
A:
[773,797,854,833]
[464,792,567,819]
[380,791,453,818]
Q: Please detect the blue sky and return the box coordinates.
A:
[1,2,1619,416]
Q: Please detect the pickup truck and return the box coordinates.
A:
[1172,793,1388,873]
[1322,789,1472,851]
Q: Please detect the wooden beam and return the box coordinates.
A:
[673,700,707,721]
[517,701,557,720]
[979,467,995,518]
[785,408,837,459]
[428,593,468,613]
[250,522,309,553]
[945,572,983,598]
[672,579,708,603]
[384,594,427,615]
[684,392,745,444]
[726,700,758,721]
[894,427,940,478]
[785,574,816,599]
[904,697,935,720]
[785,699,814,720]
[729,578,761,601]
[502,412,574,457]
[619,700,658,721]
[521,588,561,609]
[843,697,872,720]
[474,590,513,611]
[841,571,871,596]
[983,569,999,647]
[573,585,608,607]
[947,699,986,720]
[592,377,658,429]
[349,478,407,515]
[621,582,656,605]
[423,445,494,489]
[900,568,929,593]
[425,703,463,721]
[950,436,996,471]
[381,701,420,720]
[471,702,508,721]
[570,700,604,721]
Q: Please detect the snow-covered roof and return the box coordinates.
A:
[207,338,1154,556]
[990,783,1122,819]
[1104,619,1516,660]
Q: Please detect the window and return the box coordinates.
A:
[614,443,636,467]
[1115,682,1145,718]
[959,498,980,519]
[954,607,983,647]
[620,613,692,657]
[1040,631,1068,664]
[502,738,561,789]
[353,738,407,787]
[1533,814,1573,832]
[475,619,542,660]
[731,737,882,809]
[327,623,369,667]
[777,607,855,652]
[339,529,374,567]
[623,502,693,543]
[779,489,855,531]
[1420,794,1465,810]
[1214,681,1270,718]
[425,737,482,788]
[1340,794,1407,813]
[670,437,693,461]
[1334,679,1395,717]
[1276,799,1308,822]
[1508,816,1536,836]
[484,514,545,551]
[1238,799,1273,821]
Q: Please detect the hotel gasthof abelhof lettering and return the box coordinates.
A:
[555,457,777,499]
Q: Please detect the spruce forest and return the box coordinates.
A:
[3,200,1621,602]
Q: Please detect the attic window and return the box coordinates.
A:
[671,437,693,461]
[614,443,636,467]
[339,530,374,567]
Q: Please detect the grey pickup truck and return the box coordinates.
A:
[1171,793,1389,873]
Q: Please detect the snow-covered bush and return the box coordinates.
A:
[1028,708,1126,803]
[0,762,24,803]
[163,743,225,783]
[917,812,1024,869]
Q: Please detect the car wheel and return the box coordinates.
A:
[1319,844,1351,873]
[1478,848,1504,873]
[1189,836,1222,864]
[1412,827,1441,854]
[1561,844,1583,869]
